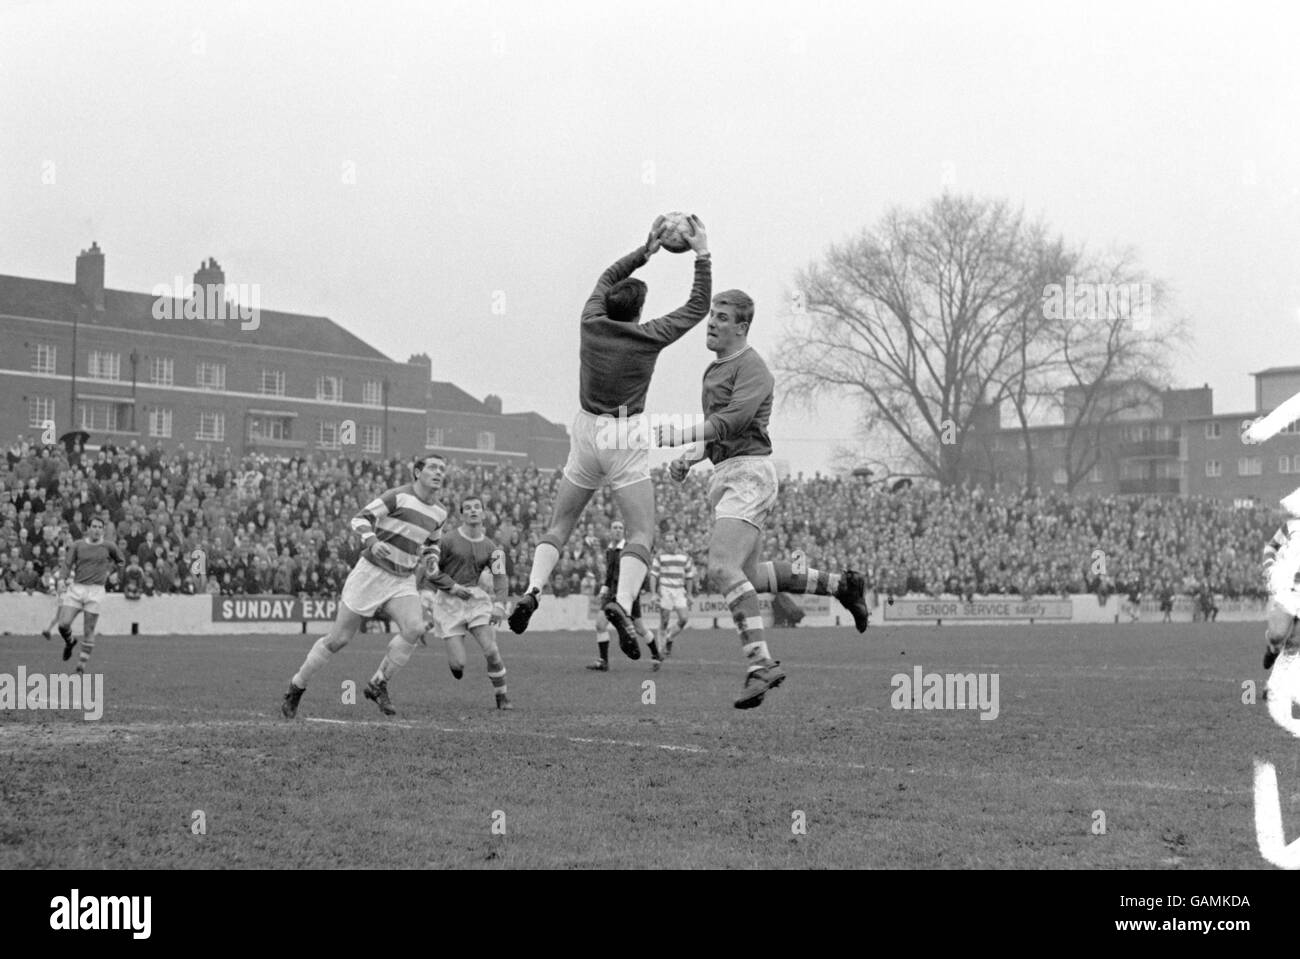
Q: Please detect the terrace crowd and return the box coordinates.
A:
[0,437,1281,604]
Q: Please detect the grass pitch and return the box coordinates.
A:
[0,622,1284,868]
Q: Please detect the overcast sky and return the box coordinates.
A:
[3,0,1298,475]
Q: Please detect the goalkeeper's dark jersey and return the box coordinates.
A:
[579,248,711,417]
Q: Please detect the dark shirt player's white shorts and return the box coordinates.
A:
[563,409,652,491]
[60,582,107,614]
[422,587,494,638]
[708,455,779,531]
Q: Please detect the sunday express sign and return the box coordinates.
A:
[212,595,339,622]
[884,598,1073,622]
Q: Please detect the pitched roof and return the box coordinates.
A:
[427,380,487,414]
[0,274,389,361]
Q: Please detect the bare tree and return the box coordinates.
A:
[781,194,1060,486]
[1047,251,1182,492]
[987,235,1079,490]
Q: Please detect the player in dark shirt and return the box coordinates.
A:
[657,289,870,708]
[586,520,657,671]
[56,515,125,672]
[509,216,710,663]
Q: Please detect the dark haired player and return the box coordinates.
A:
[657,290,871,708]
[413,495,514,710]
[281,454,450,718]
[508,215,711,661]
[55,515,125,673]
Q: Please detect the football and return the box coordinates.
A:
[658,211,695,253]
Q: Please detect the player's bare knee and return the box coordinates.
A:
[707,561,737,591]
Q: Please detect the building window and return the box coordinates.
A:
[1293,455,1300,473]
[316,376,341,403]
[150,356,174,386]
[426,426,444,448]
[28,396,55,428]
[149,408,173,438]
[1204,422,1221,439]
[196,411,225,441]
[362,379,383,407]
[1088,464,1103,483]
[1052,468,1067,485]
[318,421,340,449]
[87,350,120,381]
[1155,461,1184,479]
[477,431,496,451]
[1238,457,1262,476]
[197,361,226,391]
[260,369,285,397]
[1283,421,1300,436]
[1205,460,1222,478]
[1283,457,1293,475]
[78,402,119,432]
[362,424,383,454]
[1120,461,1149,481]
[248,416,290,442]
[33,343,57,376]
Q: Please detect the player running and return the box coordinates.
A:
[54,516,125,673]
[1262,516,1300,670]
[587,520,659,671]
[656,289,871,708]
[508,216,711,661]
[281,454,449,719]
[413,495,514,710]
[650,533,696,657]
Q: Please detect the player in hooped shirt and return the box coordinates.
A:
[657,290,871,708]
[281,455,450,719]
[650,532,697,656]
[56,515,126,673]
[410,495,515,710]
[507,216,711,662]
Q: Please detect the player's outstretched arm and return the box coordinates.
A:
[641,217,711,345]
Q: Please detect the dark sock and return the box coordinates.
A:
[58,623,73,642]
[597,640,609,662]
[648,639,661,658]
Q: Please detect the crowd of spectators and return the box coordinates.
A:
[0,435,1283,604]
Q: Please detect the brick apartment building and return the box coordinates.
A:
[957,368,1300,505]
[0,243,568,468]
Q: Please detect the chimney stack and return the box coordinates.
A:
[484,394,503,415]
[193,257,226,322]
[76,241,105,311]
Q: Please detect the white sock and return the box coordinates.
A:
[616,554,648,611]
[292,636,333,689]
[373,636,417,683]
[528,543,560,594]
[742,636,771,672]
